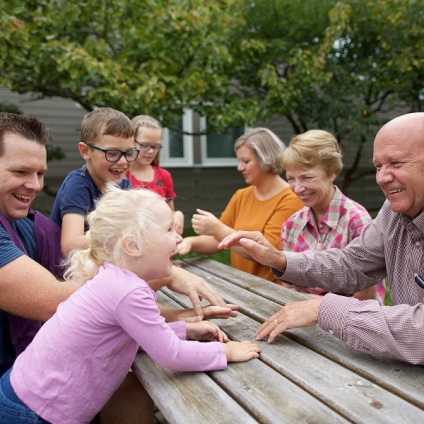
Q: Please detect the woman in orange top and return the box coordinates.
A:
[177,128,303,283]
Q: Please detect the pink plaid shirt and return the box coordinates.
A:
[281,186,386,304]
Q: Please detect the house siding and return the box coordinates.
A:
[1,87,386,220]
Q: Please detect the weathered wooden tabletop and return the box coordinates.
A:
[132,257,424,424]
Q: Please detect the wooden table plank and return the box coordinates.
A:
[172,258,424,410]
[157,291,424,423]
[132,354,258,424]
[155,293,349,423]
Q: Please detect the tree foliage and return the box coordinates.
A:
[1,0,423,191]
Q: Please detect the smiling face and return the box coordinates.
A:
[236,144,264,185]
[373,114,424,218]
[79,134,135,190]
[286,165,336,216]
[134,127,162,166]
[0,133,47,221]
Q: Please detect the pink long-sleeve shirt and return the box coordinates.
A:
[11,263,226,423]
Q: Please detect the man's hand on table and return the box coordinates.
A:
[256,298,322,343]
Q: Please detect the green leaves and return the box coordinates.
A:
[1,0,423,160]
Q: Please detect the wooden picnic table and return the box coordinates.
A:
[132,257,424,424]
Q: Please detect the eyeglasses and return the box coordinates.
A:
[85,143,140,162]
[134,140,163,151]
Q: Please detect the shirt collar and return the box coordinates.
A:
[299,186,341,231]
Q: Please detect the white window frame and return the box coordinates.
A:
[160,109,194,167]
[200,117,250,167]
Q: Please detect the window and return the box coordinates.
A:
[161,110,247,167]
[200,117,246,166]
[160,109,193,166]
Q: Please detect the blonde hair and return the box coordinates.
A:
[132,115,162,166]
[63,184,164,285]
[280,129,343,177]
[81,107,133,145]
[234,127,286,174]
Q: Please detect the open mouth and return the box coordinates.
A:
[109,168,126,177]
[13,193,31,204]
[388,188,404,195]
[299,193,314,201]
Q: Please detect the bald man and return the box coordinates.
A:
[219,113,424,365]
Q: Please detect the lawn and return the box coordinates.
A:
[174,228,231,265]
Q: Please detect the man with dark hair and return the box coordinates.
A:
[0,112,236,423]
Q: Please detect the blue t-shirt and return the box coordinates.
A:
[51,165,131,227]
[0,218,36,376]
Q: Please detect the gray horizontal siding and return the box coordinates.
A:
[2,87,387,220]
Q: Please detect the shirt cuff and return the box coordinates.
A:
[271,251,305,282]
[167,321,187,340]
[318,293,357,340]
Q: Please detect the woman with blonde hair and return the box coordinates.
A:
[178,127,303,283]
[280,129,385,302]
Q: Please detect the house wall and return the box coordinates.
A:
[1,87,386,220]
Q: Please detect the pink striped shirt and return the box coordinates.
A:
[281,187,385,303]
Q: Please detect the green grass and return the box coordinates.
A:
[174,228,231,265]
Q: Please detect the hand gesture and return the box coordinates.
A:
[186,321,229,343]
[223,341,261,362]
[176,237,193,256]
[166,266,227,318]
[192,209,221,236]
[256,298,322,344]
[171,304,240,323]
[174,210,185,236]
[218,230,283,269]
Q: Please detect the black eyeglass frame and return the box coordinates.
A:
[134,140,163,151]
[85,143,140,162]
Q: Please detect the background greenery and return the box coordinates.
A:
[1,0,423,194]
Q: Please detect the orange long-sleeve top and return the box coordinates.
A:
[220,185,303,283]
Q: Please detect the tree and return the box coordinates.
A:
[236,0,424,191]
[1,0,423,192]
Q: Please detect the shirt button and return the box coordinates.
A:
[329,330,334,335]
[415,241,421,247]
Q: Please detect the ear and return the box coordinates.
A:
[78,142,90,160]
[329,172,338,183]
[120,235,142,258]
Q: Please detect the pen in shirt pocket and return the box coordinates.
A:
[414,273,424,289]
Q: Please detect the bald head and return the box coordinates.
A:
[373,112,424,218]
[375,112,424,148]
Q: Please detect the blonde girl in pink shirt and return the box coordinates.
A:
[0,184,260,424]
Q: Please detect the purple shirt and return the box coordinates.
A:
[11,263,226,423]
[281,186,385,303]
[280,201,424,364]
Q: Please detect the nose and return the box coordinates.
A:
[117,154,130,164]
[237,162,244,172]
[376,166,394,186]
[176,234,183,244]
[25,174,43,192]
[291,181,304,194]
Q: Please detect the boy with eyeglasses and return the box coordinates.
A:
[51,107,139,255]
